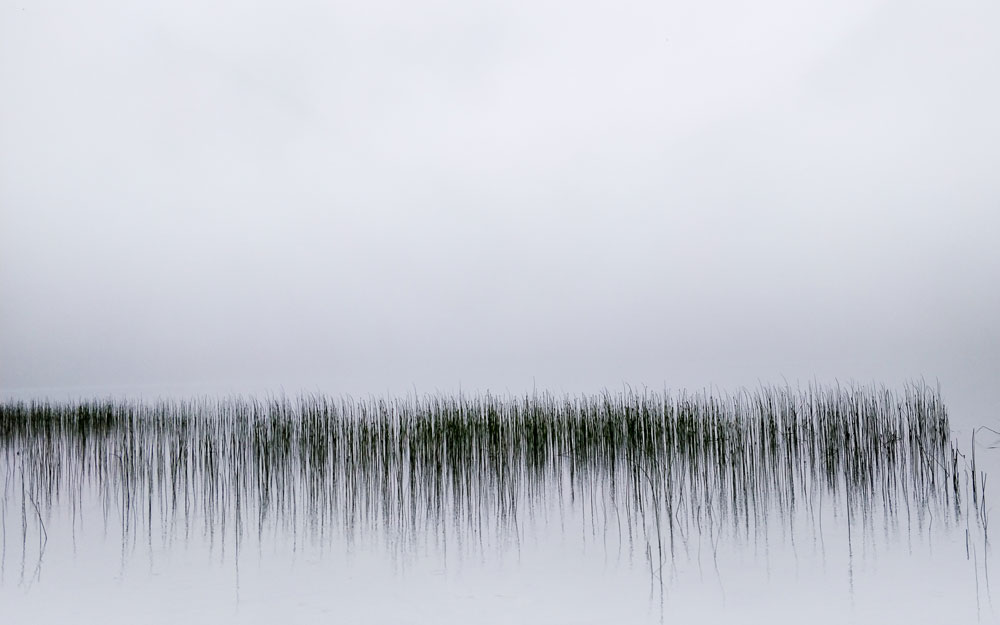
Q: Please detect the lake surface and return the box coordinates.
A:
[1,385,995,624]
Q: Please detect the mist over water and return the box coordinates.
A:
[2,0,999,622]
[2,0,999,405]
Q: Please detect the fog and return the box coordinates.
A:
[2,0,998,415]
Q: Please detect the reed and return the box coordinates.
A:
[0,383,967,564]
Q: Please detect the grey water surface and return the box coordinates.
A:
[0,386,994,624]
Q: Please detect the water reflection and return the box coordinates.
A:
[0,384,990,616]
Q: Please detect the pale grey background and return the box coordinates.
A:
[2,0,998,421]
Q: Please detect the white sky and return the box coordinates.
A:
[1,0,998,413]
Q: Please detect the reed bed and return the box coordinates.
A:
[0,384,968,564]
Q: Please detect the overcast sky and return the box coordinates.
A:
[1,0,998,413]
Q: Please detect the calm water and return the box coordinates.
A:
[1,386,995,624]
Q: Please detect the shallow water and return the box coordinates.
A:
[1,386,995,624]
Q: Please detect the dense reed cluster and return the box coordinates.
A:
[0,385,968,562]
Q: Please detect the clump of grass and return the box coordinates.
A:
[0,383,970,566]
